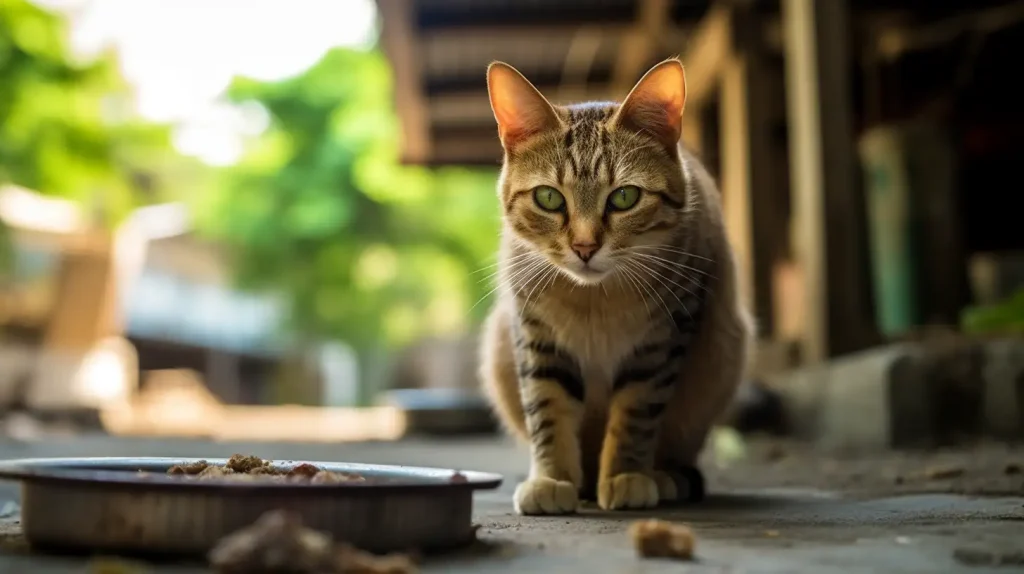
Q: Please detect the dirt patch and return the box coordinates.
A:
[702,438,1024,498]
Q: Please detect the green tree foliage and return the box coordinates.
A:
[197,48,501,349]
[0,0,174,219]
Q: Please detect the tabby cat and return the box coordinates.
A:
[479,58,753,515]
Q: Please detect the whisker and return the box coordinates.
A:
[630,253,710,297]
[471,252,536,276]
[510,259,552,299]
[634,244,715,264]
[623,259,674,323]
[610,268,643,315]
[523,265,558,310]
[627,257,693,321]
[628,248,717,279]
[617,264,652,318]
[477,254,542,284]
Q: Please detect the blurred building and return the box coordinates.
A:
[377,0,1024,373]
[0,186,342,418]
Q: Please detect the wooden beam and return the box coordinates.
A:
[429,86,619,126]
[377,0,432,164]
[611,0,671,95]
[683,4,733,110]
[422,23,630,45]
[782,0,874,360]
[431,134,502,165]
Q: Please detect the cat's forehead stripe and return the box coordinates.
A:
[561,102,617,188]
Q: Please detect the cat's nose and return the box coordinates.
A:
[572,241,600,262]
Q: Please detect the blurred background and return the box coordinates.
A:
[0,0,1021,449]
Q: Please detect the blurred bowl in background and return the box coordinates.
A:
[379,388,497,436]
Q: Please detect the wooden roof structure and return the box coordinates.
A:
[376,0,1022,364]
[376,0,739,166]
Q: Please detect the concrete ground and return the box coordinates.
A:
[0,434,1022,573]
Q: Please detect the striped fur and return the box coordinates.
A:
[480,60,753,514]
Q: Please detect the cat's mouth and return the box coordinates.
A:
[562,259,611,285]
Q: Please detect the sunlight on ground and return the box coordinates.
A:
[99,369,408,442]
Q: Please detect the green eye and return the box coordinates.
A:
[608,185,641,211]
[533,186,565,212]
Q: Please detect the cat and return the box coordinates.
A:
[478,58,754,515]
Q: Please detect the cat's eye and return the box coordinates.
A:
[608,185,641,211]
[533,186,565,212]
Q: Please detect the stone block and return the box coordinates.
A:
[767,338,1023,451]
[981,338,1024,439]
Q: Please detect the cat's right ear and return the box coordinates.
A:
[487,62,561,150]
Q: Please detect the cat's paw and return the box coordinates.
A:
[652,466,706,504]
[674,466,706,502]
[514,477,579,515]
[650,470,679,503]
[597,472,659,510]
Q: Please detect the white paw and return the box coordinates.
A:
[514,477,579,515]
[650,471,678,503]
[598,472,659,510]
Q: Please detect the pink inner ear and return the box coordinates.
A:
[616,61,686,145]
[488,64,559,148]
[497,106,544,145]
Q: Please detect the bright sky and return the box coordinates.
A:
[34,0,378,165]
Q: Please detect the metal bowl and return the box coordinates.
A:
[0,457,502,556]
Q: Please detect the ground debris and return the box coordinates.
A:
[86,556,150,573]
[1004,463,1021,476]
[953,546,1024,567]
[924,465,965,480]
[209,509,416,573]
[629,519,695,561]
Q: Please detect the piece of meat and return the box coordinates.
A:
[629,519,695,560]
[287,463,322,479]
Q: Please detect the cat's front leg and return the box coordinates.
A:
[598,338,687,510]
[512,316,585,516]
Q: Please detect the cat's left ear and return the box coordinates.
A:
[487,62,562,150]
[613,58,686,148]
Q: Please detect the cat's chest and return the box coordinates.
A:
[543,302,650,386]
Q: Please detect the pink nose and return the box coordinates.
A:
[572,241,599,262]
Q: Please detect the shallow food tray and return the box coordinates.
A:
[0,457,502,556]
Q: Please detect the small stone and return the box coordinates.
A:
[954,547,997,566]
[953,547,1024,566]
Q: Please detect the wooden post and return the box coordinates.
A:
[782,0,874,361]
[42,232,120,353]
[378,0,432,164]
[611,0,671,95]
[718,9,776,337]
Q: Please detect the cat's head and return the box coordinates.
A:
[487,59,690,286]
